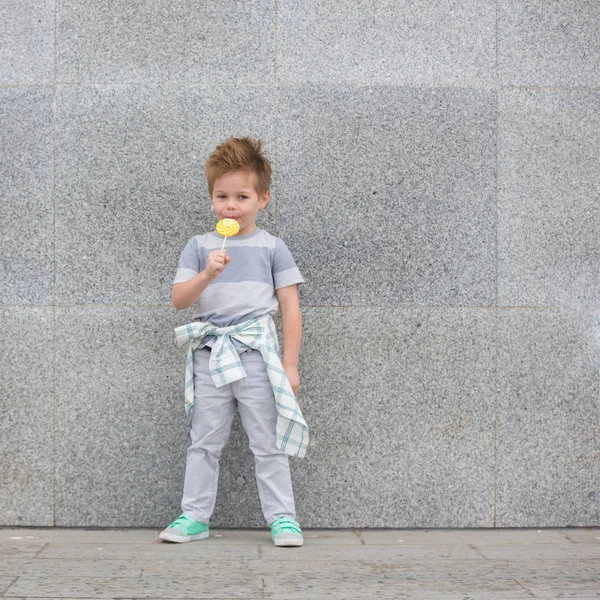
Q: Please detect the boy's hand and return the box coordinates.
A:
[204,249,231,280]
[284,364,300,395]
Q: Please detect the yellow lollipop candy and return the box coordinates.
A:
[216,218,240,249]
[216,218,240,236]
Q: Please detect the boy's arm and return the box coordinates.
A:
[276,284,302,395]
[171,271,211,309]
[172,249,230,309]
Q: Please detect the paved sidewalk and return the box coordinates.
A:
[1,527,599,599]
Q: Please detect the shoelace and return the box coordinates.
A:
[271,517,301,535]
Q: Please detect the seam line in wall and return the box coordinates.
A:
[52,0,58,527]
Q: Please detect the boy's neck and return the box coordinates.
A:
[238,223,257,236]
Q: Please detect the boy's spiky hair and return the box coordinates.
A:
[204,136,272,197]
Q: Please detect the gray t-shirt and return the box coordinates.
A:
[173,227,304,352]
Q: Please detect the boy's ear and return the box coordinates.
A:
[260,189,270,209]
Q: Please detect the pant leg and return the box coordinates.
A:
[231,349,297,526]
[181,347,236,524]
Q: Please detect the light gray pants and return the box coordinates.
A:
[181,346,296,526]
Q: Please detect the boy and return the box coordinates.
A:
[159,137,308,547]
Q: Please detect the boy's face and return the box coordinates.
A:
[210,170,270,237]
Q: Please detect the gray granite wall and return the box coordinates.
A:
[1,1,599,528]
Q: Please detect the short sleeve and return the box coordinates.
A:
[173,236,201,285]
[272,238,304,289]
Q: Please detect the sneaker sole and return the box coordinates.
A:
[159,531,209,543]
[273,535,304,547]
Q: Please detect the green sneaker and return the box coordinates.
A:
[159,514,209,543]
[270,516,303,547]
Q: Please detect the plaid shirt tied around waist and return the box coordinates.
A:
[174,313,309,458]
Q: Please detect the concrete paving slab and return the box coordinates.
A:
[6,575,263,599]
[526,585,600,599]
[359,528,575,545]
[0,558,142,577]
[378,559,600,597]
[37,542,261,561]
[0,577,17,595]
[561,529,600,543]
[0,542,46,557]
[260,543,485,562]
[1,528,598,599]
[361,595,534,600]
[262,578,531,600]
[262,564,529,597]
[517,568,600,598]
[379,559,599,579]
[0,528,159,544]
[475,543,600,560]
[210,528,362,545]
[141,558,384,578]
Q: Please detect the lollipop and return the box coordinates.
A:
[216,217,240,249]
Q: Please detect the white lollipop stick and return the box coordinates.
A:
[216,218,240,250]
